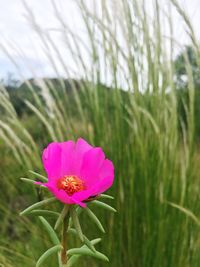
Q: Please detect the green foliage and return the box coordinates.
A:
[175,46,200,85]
[66,238,102,267]
[67,247,109,262]
[20,197,57,216]
[39,216,60,246]
[84,208,105,233]
[36,245,62,267]
[174,45,200,139]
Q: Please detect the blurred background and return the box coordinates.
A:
[0,0,200,266]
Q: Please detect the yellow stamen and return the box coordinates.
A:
[57,175,85,196]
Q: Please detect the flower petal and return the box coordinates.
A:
[76,138,93,154]
[71,196,86,208]
[42,142,62,180]
[60,140,75,176]
[80,147,105,186]
[73,186,97,202]
[71,138,93,176]
[73,159,114,201]
[97,159,114,194]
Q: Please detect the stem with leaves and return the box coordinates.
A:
[20,173,116,267]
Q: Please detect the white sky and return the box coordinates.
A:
[0,0,199,82]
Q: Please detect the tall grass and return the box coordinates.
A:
[0,0,200,266]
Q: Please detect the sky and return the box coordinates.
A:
[0,0,199,83]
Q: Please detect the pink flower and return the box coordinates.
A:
[36,138,114,207]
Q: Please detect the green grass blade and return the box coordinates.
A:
[167,202,200,227]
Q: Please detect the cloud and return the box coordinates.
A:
[0,0,199,81]
[0,0,83,80]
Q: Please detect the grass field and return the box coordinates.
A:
[0,1,200,266]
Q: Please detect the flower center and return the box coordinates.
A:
[57,175,86,196]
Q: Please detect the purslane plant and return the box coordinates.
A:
[20,138,115,267]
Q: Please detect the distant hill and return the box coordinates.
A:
[5,78,88,116]
[4,77,114,116]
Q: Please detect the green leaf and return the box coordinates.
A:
[54,205,70,230]
[81,236,96,253]
[76,206,82,216]
[91,200,117,213]
[99,194,114,200]
[67,248,109,262]
[20,197,57,216]
[70,207,84,242]
[68,228,96,252]
[66,238,102,267]
[85,207,105,233]
[66,255,80,267]
[29,170,48,182]
[88,238,102,245]
[20,178,47,192]
[29,210,59,217]
[68,206,83,229]
[20,178,48,188]
[66,239,102,267]
[20,177,35,184]
[36,245,62,267]
[39,216,60,245]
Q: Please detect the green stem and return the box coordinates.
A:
[61,207,70,266]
